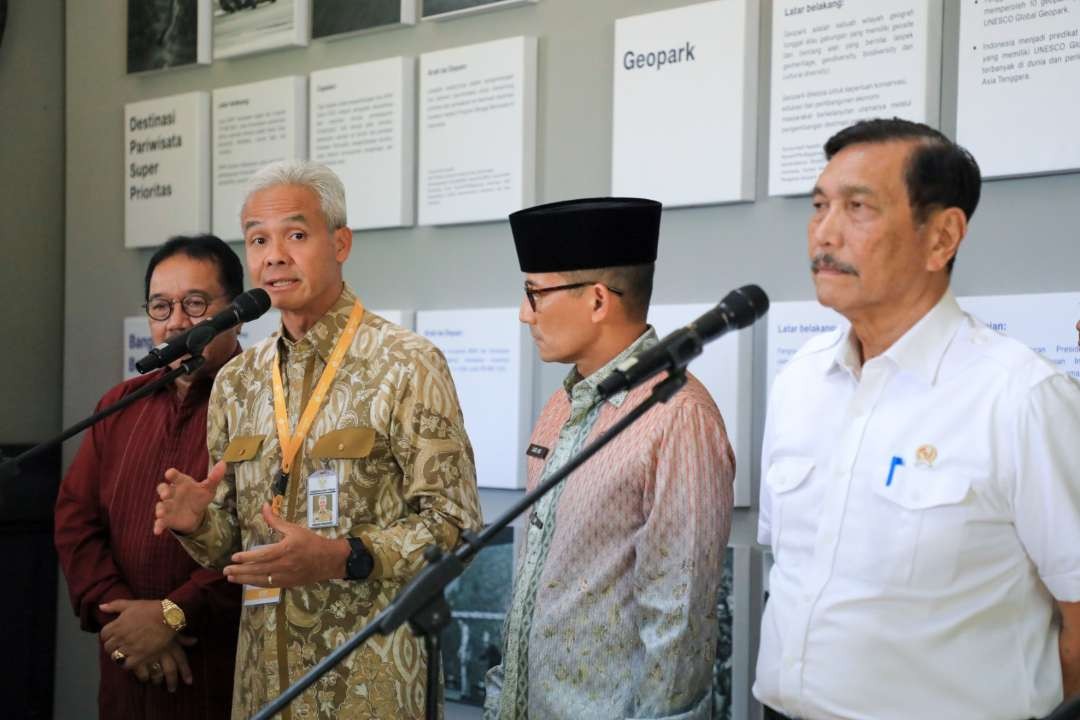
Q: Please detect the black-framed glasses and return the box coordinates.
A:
[523,282,624,312]
[142,294,223,321]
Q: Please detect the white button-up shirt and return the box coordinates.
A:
[755,290,1080,720]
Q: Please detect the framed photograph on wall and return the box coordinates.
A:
[715,545,756,720]
[213,0,309,60]
[421,0,537,22]
[312,0,415,40]
[127,0,211,73]
[442,525,515,707]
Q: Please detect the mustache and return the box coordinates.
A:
[811,253,859,276]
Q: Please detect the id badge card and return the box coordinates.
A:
[242,544,282,607]
[307,468,339,529]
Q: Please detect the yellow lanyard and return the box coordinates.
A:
[270,299,364,515]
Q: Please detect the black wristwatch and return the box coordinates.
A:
[344,537,374,580]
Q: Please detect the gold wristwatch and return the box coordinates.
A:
[161,599,187,632]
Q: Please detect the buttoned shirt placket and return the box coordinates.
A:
[780,350,895,717]
[498,330,656,720]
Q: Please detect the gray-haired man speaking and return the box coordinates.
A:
[155,161,483,719]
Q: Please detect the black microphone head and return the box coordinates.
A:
[728,284,769,328]
[233,288,272,322]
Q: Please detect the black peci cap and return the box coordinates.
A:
[510,197,661,273]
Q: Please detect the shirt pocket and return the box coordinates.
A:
[765,456,816,566]
[220,435,268,539]
[221,435,266,494]
[221,435,265,463]
[868,467,973,588]
[309,427,381,529]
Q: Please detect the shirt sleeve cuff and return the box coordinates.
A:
[1041,570,1080,602]
[89,583,135,631]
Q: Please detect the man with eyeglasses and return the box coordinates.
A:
[55,234,243,719]
[484,198,735,720]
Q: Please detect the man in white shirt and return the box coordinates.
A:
[755,118,1080,720]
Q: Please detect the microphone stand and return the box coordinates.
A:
[0,355,205,481]
[251,367,690,720]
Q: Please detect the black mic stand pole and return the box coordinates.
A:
[0,355,205,481]
[251,366,692,720]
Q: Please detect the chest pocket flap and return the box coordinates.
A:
[311,427,376,460]
[874,466,972,510]
[766,456,815,494]
[221,435,265,463]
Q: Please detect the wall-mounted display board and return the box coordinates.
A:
[125,92,211,248]
[648,303,753,507]
[370,309,415,330]
[212,76,308,241]
[959,292,1080,382]
[956,0,1080,179]
[313,0,415,40]
[310,58,416,231]
[714,545,756,720]
[768,0,943,196]
[766,293,1080,395]
[127,0,211,74]
[415,308,533,489]
[123,309,281,380]
[123,317,153,380]
[213,0,309,60]
[418,36,537,226]
[612,0,759,207]
[765,300,846,397]
[422,0,537,22]
[441,525,515,707]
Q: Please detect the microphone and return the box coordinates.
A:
[135,288,271,374]
[597,284,769,399]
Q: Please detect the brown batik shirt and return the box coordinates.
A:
[177,284,483,720]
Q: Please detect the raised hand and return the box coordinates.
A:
[154,460,226,535]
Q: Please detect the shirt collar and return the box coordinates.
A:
[562,327,659,409]
[829,289,965,386]
[278,283,360,363]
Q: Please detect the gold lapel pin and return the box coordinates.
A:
[915,444,938,467]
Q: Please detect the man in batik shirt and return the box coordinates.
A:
[484,198,735,719]
[155,160,483,720]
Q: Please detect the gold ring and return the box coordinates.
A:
[150,662,162,674]
[111,649,127,665]
[267,574,273,587]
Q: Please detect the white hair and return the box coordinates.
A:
[241,160,348,230]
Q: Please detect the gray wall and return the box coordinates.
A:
[57,0,1080,717]
[0,0,65,444]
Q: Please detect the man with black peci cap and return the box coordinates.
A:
[484,198,735,720]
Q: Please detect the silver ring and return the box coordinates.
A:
[267,574,273,587]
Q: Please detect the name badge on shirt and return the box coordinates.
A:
[526,444,549,459]
[307,468,340,529]
[242,543,282,607]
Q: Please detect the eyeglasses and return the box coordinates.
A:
[523,282,624,312]
[143,294,223,321]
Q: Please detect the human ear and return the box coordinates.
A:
[925,207,967,273]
